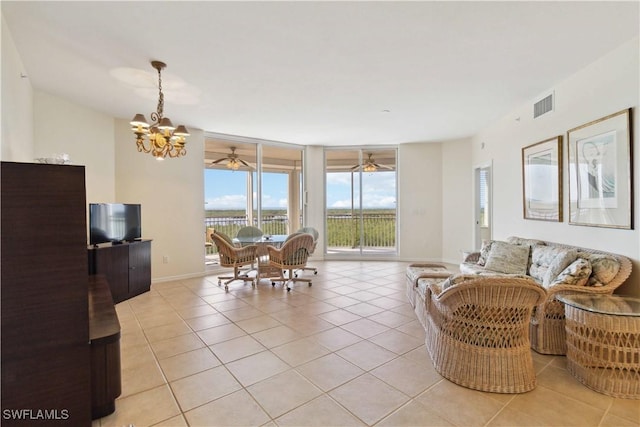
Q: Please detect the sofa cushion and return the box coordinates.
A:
[547,258,592,288]
[506,237,547,247]
[484,241,530,275]
[406,264,450,286]
[530,246,577,283]
[459,262,487,275]
[543,250,578,286]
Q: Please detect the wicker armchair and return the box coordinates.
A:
[211,232,258,291]
[424,275,545,393]
[267,233,314,291]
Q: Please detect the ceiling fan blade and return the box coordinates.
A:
[239,159,255,169]
[374,163,394,170]
[210,158,228,164]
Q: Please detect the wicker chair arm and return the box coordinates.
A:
[266,245,284,263]
[435,276,546,305]
[545,283,617,299]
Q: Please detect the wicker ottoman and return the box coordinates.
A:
[406,263,452,308]
[559,294,640,399]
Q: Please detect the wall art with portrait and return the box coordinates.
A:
[567,108,632,229]
[522,136,562,222]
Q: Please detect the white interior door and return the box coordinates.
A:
[474,165,492,250]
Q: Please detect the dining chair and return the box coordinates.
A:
[211,232,258,291]
[267,233,314,291]
[296,227,319,275]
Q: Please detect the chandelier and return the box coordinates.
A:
[130,61,189,160]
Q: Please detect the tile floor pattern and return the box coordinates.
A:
[94,261,640,427]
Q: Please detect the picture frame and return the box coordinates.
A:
[522,136,563,222]
[567,108,632,229]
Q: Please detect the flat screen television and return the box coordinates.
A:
[89,203,141,245]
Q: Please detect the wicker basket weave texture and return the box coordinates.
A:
[564,304,640,399]
[460,237,632,355]
[425,276,545,393]
[529,241,632,355]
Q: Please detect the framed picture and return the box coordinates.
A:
[567,108,632,229]
[522,136,563,221]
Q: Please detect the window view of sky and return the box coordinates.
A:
[205,169,396,210]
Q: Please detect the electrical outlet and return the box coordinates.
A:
[162,256,169,264]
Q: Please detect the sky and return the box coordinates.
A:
[204,169,396,210]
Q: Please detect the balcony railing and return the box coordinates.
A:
[205,212,396,253]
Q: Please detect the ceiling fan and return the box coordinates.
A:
[210,147,254,170]
[351,153,394,172]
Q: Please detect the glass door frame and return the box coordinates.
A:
[324,146,398,258]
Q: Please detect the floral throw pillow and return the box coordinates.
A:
[586,254,620,286]
[543,250,578,286]
[484,241,530,275]
[477,240,495,266]
[547,258,592,288]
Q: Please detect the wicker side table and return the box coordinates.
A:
[558,294,640,399]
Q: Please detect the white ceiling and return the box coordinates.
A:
[2,1,638,146]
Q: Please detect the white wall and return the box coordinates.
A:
[397,142,443,261]
[33,91,116,203]
[114,119,206,281]
[441,138,473,263]
[303,145,325,257]
[471,36,640,296]
[1,14,33,162]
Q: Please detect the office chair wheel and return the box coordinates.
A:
[294,273,298,278]
[286,286,291,292]
[308,282,312,287]
[218,279,222,286]
[314,271,318,275]
[272,282,276,287]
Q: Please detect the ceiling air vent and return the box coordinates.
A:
[533,93,554,118]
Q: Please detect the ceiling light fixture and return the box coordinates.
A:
[363,163,377,173]
[130,61,190,160]
[210,147,253,171]
[227,158,240,170]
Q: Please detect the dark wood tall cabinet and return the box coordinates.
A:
[88,240,151,304]
[1,162,91,426]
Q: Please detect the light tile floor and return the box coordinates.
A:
[94,261,640,427]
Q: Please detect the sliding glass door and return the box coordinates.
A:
[204,139,303,266]
[325,148,397,256]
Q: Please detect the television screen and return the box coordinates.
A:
[89,203,141,245]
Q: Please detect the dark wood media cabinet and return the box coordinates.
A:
[88,240,152,303]
[88,275,121,419]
